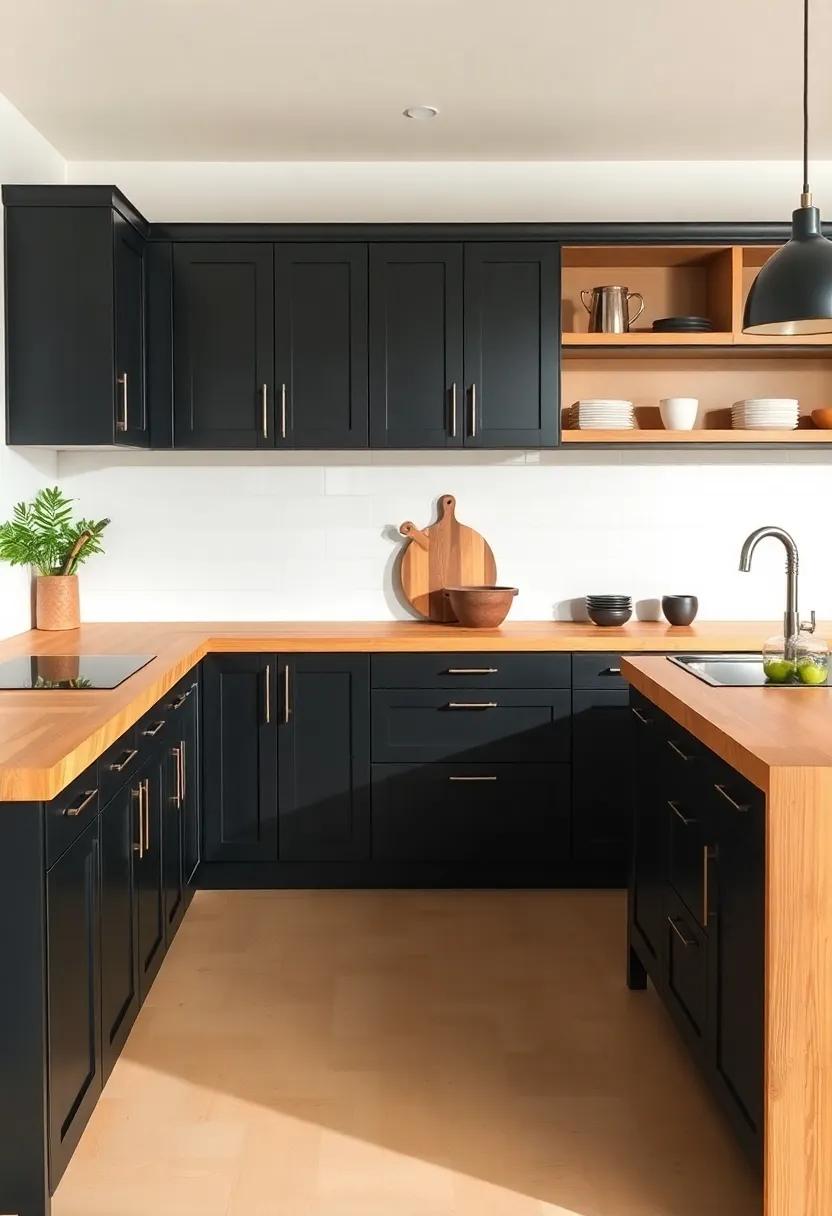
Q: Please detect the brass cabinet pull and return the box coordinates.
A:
[713,783,750,813]
[449,383,457,438]
[169,690,189,710]
[142,719,166,738]
[448,775,498,782]
[631,706,651,725]
[171,746,182,808]
[667,738,692,762]
[142,778,150,853]
[265,664,271,725]
[447,667,498,675]
[603,666,622,675]
[108,748,138,773]
[280,383,287,440]
[180,739,187,802]
[261,384,269,438]
[667,915,696,948]
[116,371,128,432]
[447,701,497,709]
[64,788,98,818]
[668,799,697,827]
[284,663,291,724]
[470,383,477,437]
[133,785,143,858]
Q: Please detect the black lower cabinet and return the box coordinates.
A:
[278,655,371,861]
[99,781,141,1080]
[372,763,570,863]
[628,688,764,1166]
[572,687,632,872]
[180,683,200,885]
[202,654,278,861]
[46,818,102,1188]
[161,743,186,943]
[136,760,167,1001]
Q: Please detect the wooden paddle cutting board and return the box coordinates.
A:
[399,494,497,622]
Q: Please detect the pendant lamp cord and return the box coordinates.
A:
[803,0,810,197]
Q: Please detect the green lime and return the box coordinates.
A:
[797,660,828,686]
[763,658,796,683]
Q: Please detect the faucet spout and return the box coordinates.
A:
[738,526,801,652]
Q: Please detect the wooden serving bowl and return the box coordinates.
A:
[443,586,518,628]
[812,408,832,429]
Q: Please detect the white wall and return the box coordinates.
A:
[3,150,831,627]
[0,96,64,637]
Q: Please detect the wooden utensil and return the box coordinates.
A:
[399,494,497,622]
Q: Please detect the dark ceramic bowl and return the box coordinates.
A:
[662,595,699,626]
[588,606,633,627]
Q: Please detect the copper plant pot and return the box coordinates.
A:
[443,586,519,629]
[36,575,80,631]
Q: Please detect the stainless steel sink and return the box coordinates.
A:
[668,653,828,688]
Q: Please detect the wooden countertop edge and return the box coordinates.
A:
[0,619,828,803]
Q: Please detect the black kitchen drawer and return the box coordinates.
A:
[372,762,570,862]
[136,702,174,748]
[98,726,141,805]
[371,653,570,689]
[371,688,571,763]
[704,753,764,819]
[666,791,709,928]
[572,652,628,689]
[45,762,101,868]
[160,672,199,715]
[664,887,708,1050]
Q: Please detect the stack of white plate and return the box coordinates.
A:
[731,398,799,430]
[569,399,635,430]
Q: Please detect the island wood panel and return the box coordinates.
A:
[0,621,831,802]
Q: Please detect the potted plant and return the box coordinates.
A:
[0,487,110,631]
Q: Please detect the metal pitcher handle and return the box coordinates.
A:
[581,289,594,314]
[627,292,645,325]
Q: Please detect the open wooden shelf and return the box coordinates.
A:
[561,428,832,445]
[562,331,735,347]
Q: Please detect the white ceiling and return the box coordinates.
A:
[1,0,831,162]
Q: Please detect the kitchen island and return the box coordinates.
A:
[623,655,832,1216]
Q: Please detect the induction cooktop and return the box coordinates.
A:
[0,654,155,690]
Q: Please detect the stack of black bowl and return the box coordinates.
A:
[586,595,632,626]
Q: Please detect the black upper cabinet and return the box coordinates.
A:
[46,818,102,1187]
[275,244,368,448]
[202,654,278,861]
[278,655,371,862]
[369,243,464,448]
[173,243,274,448]
[4,189,149,447]
[463,243,559,448]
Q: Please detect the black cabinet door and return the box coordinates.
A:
[161,744,185,943]
[202,655,278,861]
[630,697,667,963]
[113,213,148,446]
[278,655,370,861]
[180,683,200,885]
[572,688,632,871]
[369,243,463,448]
[173,243,274,448]
[99,782,141,1082]
[275,244,368,448]
[463,243,558,448]
[136,763,166,1001]
[46,817,102,1187]
[709,775,765,1142]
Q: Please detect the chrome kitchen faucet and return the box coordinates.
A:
[739,526,816,657]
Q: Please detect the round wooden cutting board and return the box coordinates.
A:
[399,494,497,622]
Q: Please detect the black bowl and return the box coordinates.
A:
[588,606,633,627]
[662,595,699,626]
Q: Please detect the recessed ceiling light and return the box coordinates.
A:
[403,105,439,120]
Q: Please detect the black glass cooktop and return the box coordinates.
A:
[0,654,155,690]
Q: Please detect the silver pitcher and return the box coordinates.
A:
[581,285,645,333]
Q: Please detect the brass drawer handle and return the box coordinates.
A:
[448,775,498,782]
[64,788,98,817]
[602,666,622,675]
[108,748,138,773]
[447,667,498,675]
[667,916,696,948]
[169,690,190,710]
[667,738,692,762]
[447,701,498,709]
[631,706,652,725]
[142,719,166,738]
[668,799,697,827]
[714,783,750,813]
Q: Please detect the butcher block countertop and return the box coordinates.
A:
[622,654,832,793]
[0,618,826,802]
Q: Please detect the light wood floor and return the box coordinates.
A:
[54,890,761,1216]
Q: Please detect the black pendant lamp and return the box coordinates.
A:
[744,0,832,335]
